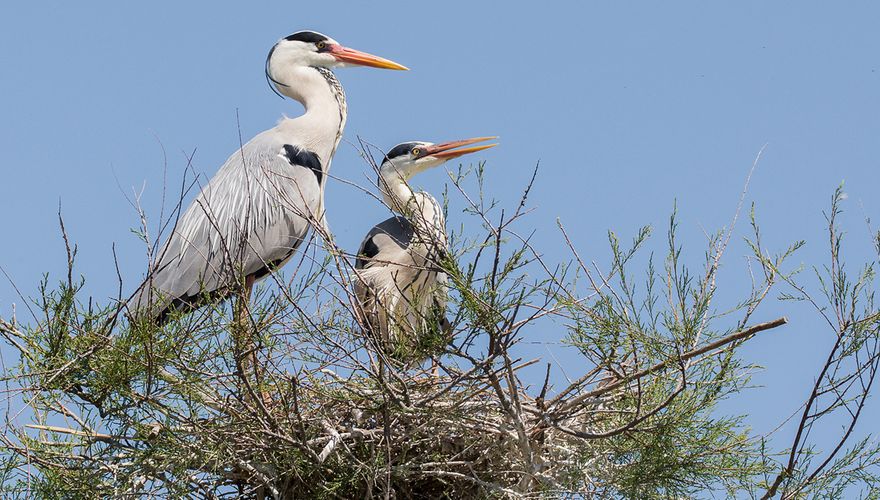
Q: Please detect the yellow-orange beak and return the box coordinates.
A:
[328,44,408,70]
[426,136,499,160]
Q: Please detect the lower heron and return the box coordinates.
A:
[353,137,497,366]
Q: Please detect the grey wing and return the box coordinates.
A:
[353,215,451,335]
[352,217,413,337]
[131,132,321,319]
[354,216,414,271]
[353,216,414,305]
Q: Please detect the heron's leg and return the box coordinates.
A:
[243,275,274,407]
[432,317,452,380]
[385,292,402,352]
[234,274,262,401]
[244,274,261,382]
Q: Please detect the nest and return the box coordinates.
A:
[144,364,604,499]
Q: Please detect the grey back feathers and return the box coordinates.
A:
[130,132,324,321]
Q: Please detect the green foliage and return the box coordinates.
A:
[1,170,878,498]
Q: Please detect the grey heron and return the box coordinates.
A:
[353,137,497,365]
[130,31,407,322]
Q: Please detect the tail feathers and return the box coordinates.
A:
[126,284,178,325]
[126,283,227,326]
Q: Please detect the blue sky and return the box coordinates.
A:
[2,1,879,475]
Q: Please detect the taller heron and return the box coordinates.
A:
[130,31,407,321]
[353,137,497,365]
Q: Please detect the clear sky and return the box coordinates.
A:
[2,1,879,478]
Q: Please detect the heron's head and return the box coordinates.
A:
[266,31,407,94]
[379,137,498,181]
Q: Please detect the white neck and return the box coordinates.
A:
[270,65,347,160]
[380,174,441,225]
[380,174,416,212]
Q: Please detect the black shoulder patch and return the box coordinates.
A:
[355,216,414,269]
[283,31,329,44]
[356,236,380,269]
[383,142,422,163]
[362,236,381,259]
[281,145,323,185]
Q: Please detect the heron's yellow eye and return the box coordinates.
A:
[316,41,326,50]
[411,148,421,156]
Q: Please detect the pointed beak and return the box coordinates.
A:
[425,136,499,160]
[328,44,408,70]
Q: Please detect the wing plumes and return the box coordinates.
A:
[129,135,322,324]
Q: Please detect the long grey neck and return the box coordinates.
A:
[380,175,442,227]
[275,66,347,166]
[312,67,347,158]
[380,174,416,213]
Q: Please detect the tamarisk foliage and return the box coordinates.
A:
[1,156,878,498]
